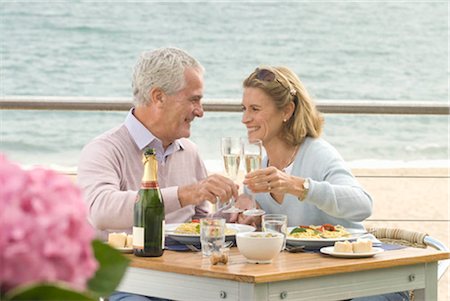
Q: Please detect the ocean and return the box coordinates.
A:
[0,1,448,171]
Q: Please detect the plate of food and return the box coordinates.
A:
[165,222,255,245]
[320,246,384,258]
[286,224,367,249]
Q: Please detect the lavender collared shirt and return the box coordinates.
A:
[78,109,210,239]
[124,109,183,166]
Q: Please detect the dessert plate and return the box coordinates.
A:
[115,247,133,254]
[320,246,384,258]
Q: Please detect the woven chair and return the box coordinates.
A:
[367,227,450,300]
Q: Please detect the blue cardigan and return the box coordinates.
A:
[252,137,373,229]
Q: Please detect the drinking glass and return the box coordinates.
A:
[200,217,226,257]
[241,138,265,216]
[262,214,288,250]
[221,137,241,180]
[219,137,242,214]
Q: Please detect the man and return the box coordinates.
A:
[78,47,238,300]
[78,47,237,243]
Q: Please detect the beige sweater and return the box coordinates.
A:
[77,124,210,239]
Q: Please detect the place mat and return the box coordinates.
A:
[380,243,407,251]
[165,236,201,252]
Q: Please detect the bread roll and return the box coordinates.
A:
[126,234,133,248]
[108,232,127,248]
[352,239,373,253]
[334,241,353,253]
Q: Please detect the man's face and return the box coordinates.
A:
[161,67,204,142]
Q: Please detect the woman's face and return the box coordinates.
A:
[241,87,285,145]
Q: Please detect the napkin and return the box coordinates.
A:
[164,236,201,252]
[358,234,382,247]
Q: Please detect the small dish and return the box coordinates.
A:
[115,247,133,254]
[236,232,283,264]
[320,246,384,258]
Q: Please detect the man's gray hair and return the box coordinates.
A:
[131,47,204,106]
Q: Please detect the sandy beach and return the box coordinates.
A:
[353,167,449,300]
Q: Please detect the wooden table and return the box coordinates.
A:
[117,247,449,301]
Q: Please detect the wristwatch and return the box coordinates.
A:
[298,178,310,201]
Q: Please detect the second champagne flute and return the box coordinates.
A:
[219,137,242,214]
[241,138,265,216]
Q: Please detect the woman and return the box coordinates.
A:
[233,66,409,301]
[234,66,372,229]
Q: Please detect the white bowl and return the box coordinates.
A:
[236,231,284,264]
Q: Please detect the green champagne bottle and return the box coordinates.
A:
[133,147,165,257]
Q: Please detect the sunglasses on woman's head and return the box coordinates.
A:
[256,68,277,82]
[255,68,297,96]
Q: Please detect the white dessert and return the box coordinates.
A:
[352,238,373,253]
[334,241,353,253]
[108,232,127,248]
[126,234,133,248]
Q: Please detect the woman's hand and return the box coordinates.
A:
[243,166,298,195]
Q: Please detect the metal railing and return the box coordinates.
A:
[1,96,449,115]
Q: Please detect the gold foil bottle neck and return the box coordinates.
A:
[142,147,158,183]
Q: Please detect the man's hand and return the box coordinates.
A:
[178,174,239,207]
[228,194,261,227]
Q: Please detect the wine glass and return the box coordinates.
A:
[219,137,242,214]
[241,138,265,216]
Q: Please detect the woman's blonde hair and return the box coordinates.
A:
[243,66,324,146]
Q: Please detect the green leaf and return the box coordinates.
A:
[87,240,130,298]
[5,283,96,301]
[290,227,307,234]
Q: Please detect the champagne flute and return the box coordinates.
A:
[241,138,265,216]
[219,137,243,214]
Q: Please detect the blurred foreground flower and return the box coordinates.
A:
[0,155,129,300]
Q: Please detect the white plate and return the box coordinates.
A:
[286,227,367,249]
[115,247,133,254]
[165,223,255,245]
[320,246,384,258]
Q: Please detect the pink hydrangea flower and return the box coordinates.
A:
[0,155,98,293]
